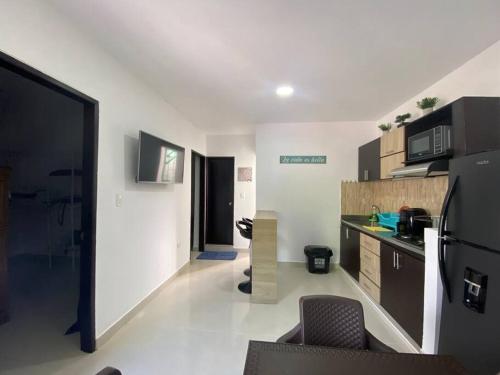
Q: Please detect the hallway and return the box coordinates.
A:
[0,252,416,375]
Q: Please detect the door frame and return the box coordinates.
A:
[190,150,206,252]
[0,51,98,353]
[206,156,235,245]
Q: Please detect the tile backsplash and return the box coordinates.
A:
[341,176,448,217]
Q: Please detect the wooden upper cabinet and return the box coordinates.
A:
[380,127,405,157]
[380,152,405,179]
[358,138,380,182]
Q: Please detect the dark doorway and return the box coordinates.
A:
[0,52,98,354]
[190,151,206,252]
[206,157,234,245]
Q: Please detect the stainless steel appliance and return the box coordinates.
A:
[407,125,452,163]
[438,149,500,374]
[390,159,449,178]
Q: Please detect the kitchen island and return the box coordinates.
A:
[251,210,278,304]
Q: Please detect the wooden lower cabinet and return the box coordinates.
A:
[359,272,380,304]
[359,234,381,304]
[343,226,425,347]
[380,242,425,346]
[360,233,380,256]
[360,247,380,286]
[340,225,360,281]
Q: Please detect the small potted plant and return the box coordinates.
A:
[378,123,392,133]
[395,113,411,128]
[417,97,439,115]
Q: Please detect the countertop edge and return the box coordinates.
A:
[341,219,425,259]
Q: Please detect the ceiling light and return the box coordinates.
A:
[276,85,294,98]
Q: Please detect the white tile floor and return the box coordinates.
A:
[0,255,81,375]
[0,251,417,375]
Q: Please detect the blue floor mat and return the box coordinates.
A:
[196,251,238,261]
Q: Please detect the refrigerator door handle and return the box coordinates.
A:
[438,175,459,303]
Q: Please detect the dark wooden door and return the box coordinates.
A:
[358,138,380,181]
[190,151,206,252]
[381,243,425,345]
[206,157,234,245]
[0,168,10,325]
[340,225,360,281]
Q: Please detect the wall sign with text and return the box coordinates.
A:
[280,155,327,164]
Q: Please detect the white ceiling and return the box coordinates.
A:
[49,0,500,134]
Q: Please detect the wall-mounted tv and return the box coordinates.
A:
[136,131,185,184]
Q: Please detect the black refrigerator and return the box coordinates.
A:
[438,149,500,374]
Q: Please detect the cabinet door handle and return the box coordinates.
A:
[396,253,401,270]
[364,169,369,181]
[346,227,349,240]
[393,251,396,269]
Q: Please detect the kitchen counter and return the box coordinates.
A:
[251,210,278,304]
[341,215,425,259]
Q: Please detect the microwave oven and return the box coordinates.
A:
[407,125,452,162]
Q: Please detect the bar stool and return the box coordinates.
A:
[241,218,253,277]
[236,220,252,294]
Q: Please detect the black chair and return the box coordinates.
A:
[242,217,253,226]
[236,220,252,240]
[96,367,122,375]
[236,220,253,294]
[277,295,395,352]
[241,218,253,277]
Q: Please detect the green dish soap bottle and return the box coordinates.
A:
[369,205,380,223]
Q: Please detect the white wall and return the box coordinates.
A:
[378,40,500,123]
[256,122,379,263]
[206,134,256,249]
[0,1,206,337]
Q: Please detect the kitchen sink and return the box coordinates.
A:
[362,225,392,232]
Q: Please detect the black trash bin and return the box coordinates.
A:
[304,245,333,274]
